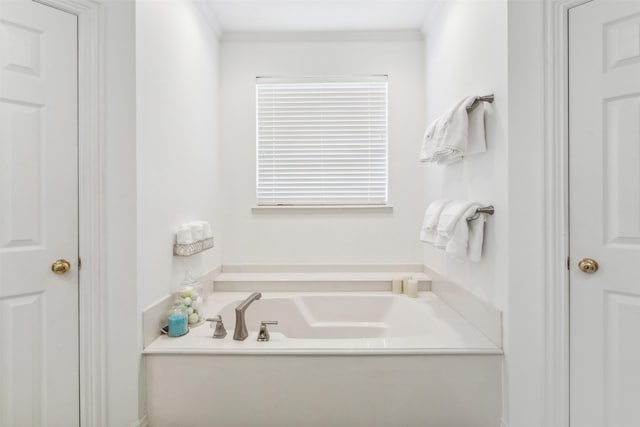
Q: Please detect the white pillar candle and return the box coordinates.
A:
[407,279,419,298]
[391,279,403,294]
[402,276,411,294]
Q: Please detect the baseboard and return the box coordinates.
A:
[424,265,502,348]
[142,266,222,348]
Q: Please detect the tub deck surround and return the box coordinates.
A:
[143,292,501,355]
[213,271,432,292]
[144,278,503,426]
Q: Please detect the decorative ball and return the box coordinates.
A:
[188,313,199,324]
[187,307,194,315]
[179,286,194,298]
[192,298,203,309]
[183,297,192,306]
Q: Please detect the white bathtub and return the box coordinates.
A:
[146,292,500,353]
[144,292,502,426]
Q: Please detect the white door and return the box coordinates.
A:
[569,1,640,426]
[0,0,79,425]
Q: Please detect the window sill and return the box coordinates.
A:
[252,204,394,213]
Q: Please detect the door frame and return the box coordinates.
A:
[33,0,106,425]
[543,0,592,426]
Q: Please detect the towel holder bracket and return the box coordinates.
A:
[467,94,495,113]
[467,205,494,222]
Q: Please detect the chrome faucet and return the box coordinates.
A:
[233,292,262,340]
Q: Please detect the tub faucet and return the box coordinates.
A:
[233,292,262,340]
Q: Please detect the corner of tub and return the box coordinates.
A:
[423,265,502,348]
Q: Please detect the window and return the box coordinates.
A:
[256,76,388,206]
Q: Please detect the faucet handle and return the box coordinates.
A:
[206,315,227,339]
[257,320,278,342]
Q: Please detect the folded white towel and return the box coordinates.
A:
[188,222,204,241]
[201,222,213,239]
[435,200,476,248]
[192,221,213,239]
[420,95,483,165]
[445,204,481,260]
[437,200,476,237]
[420,200,451,243]
[176,226,193,244]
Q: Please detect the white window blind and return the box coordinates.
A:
[256,76,388,206]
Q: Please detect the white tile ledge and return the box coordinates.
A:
[215,271,431,281]
[213,271,431,292]
[222,264,425,273]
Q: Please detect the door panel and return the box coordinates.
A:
[569,1,640,426]
[0,0,79,425]
[603,94,640,246]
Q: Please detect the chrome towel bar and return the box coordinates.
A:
[466,94,495,112]
[466,205,495,221]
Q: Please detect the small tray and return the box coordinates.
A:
[173,237,214,257]
[160,325,190,337]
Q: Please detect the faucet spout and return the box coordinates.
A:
[233,292,262,340]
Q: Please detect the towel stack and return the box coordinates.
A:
[176,221,213,244]
[419,95,488,165]
[420,200,487,262]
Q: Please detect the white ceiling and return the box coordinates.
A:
[205,0,435,33]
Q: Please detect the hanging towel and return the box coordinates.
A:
[420,200,451,243]
[467,212,487,262]
[420,95,485,165]
[446,204,485,261]
[465,102,487,157]
[435,200,476,248]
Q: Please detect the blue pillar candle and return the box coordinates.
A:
[168,309,188,337]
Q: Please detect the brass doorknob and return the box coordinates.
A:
[578,258,598,274]
[51,259,71,275]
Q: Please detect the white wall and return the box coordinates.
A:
[422,1,509,310]
[422,0,510,422]
[102,0,140,424]
[99,1,223,424]
[136,0,222,312]
[422,1,548,426]
[219,33,425,265]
